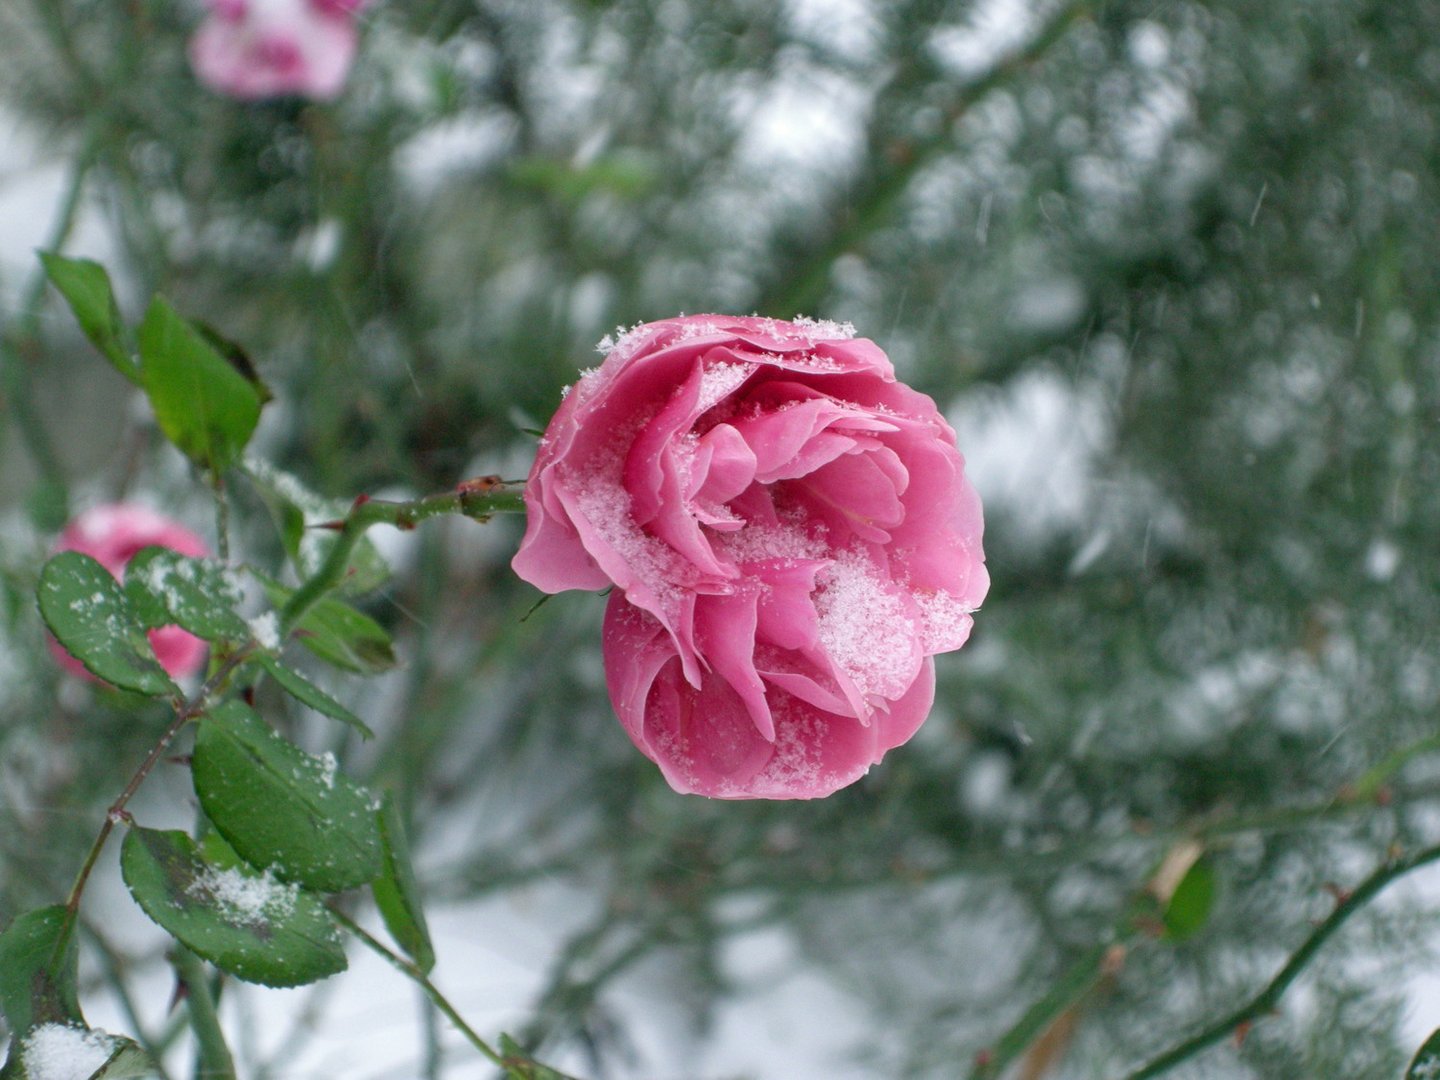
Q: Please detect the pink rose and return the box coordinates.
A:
[513,316,988,799]
[51,504,210,682]
[188,0,365,102]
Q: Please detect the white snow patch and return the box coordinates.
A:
[813,551,916,701]
[697,361,757,412]
[912,585,977,654]
[247,611,281,650]
[21,1024,115,1080]
[716,515,827,565]
[317,750,338,790]
[188,864,298,929]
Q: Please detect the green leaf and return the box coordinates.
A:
[372,794,435,973]
[1162,856,1217,940]
[256,653,375,739]
[258,576,396,673]
[137,296,262,473]
[36,552,179,697]
[121,827,346,988]
[91,1040,154,1079]
[0,906,82,1037]
[192,702,382,892]
[498,1034,571,1080]
[97,1037,159,1078]
[39,253,140,385]
[1,1023,154,1080]
[124,547,250,644]
[242,460,390,595]
[191,321,273,403]
[242,459,307,559]
[291,596,397,673]
[1407,1027,1440,1079]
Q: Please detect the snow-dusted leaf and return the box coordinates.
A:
[372,794,434,974]
[242,460,390,594]
[88,1038,153,1079]
[1408,1028,1440,1080]
[3,1023,154,1080]
[256,653,375,739]
[257,577,397,673]
[138,297,262,474]
[498,1034,572,1080]
[120,827,346,988]
[192,702,382,892]
[0,907,82,1038]
[291,595,396,673]
[37,552,178,697]
[124,547,250,645]
[39,253,140,385]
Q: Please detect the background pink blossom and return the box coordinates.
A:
[514,316,988,799]
[189,0,365,102]
[50,504,210,682]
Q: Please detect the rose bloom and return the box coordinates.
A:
[50,504,210,682]
[189,0,366,102]
[513,316,988,799]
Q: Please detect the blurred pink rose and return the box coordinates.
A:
[51,504,210,682]
[189,0,366,102]
[513,316,988,799]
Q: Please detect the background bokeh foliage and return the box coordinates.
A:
[2,0,1439,1075]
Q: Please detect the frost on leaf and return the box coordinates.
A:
[22,1024,116,1080]
[187,864,299,930]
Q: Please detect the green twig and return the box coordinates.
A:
[1349,730,1440,803]
[966,742,1440,1075]
[173,948,238,1080]
[80,922,177,1080]
[422,989,443,1080]
[277,479,525,634]
[968,940,1118,1080]
[212,479,231,563]
[59,645,254,956]
[1124,842,1440,1079]
[326,907,509,1071]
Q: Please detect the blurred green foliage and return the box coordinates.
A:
[2,0,1439,1076]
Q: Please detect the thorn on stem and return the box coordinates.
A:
[1233,1020,1251,1047]
[1322,882,1352,906]
[458,474,503,494]
[167,973,190,1013]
